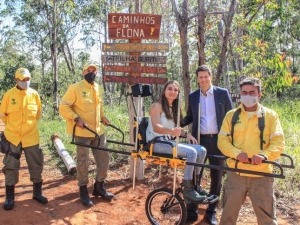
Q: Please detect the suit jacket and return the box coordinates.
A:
[181,86,233,138]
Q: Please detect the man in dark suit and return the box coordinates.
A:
[182,65,233,225]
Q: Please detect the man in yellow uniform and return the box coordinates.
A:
[59,63,113,207]
[0,68,48,210]
[218,77,285,225]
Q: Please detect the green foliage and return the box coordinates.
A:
[0,28,36,97]
[39,118,71,151]
[225,0,298,95]
[281,84,300,98]
[261,97,300,199]
[263,99,300,152]
[263,54,293,94]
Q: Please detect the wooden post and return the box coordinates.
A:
[51,134,76,175]
[129,0,144,181]
[104,3,166,183]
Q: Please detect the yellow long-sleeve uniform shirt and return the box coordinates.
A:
[59,80,105,137]
[0,86,42,147]
[218,103,285,176]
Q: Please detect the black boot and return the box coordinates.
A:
[92,181,114,200]
[182,180,206,204]
[195,175,208,196]
[4,185,15,210]
[33,182,48,204]
[79,185,93,207]
[186,203,198,222]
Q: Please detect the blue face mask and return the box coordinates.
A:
[17,80,30,90]
[84,72,96,84]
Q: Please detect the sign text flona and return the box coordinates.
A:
[108,13,161,40]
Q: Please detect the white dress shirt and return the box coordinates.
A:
[199,86,218,134]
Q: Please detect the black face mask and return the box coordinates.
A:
[84,72,96,84]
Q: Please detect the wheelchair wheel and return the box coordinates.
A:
[145,188,187,225]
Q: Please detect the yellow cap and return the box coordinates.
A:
[15,68,31,80]
[82,63,98,73]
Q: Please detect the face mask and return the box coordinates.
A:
[84,72,96,84]
[17,80,30,90]
[240,95,259,108]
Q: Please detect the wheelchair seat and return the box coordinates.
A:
[134,116,149,151]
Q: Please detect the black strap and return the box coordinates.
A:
[231,107,265,150]
[258,107,265,150]
[150,136,176,148]
[231,108,241,145]
[8,151,21,160]
[143,136,176,152]
[0,133,21,160]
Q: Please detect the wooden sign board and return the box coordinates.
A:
[108,13,161,39]
[102,43,169,52]
[104,65,167,74]
[230,93,240,103]
[102,55,167,64]
[103,75,168,84]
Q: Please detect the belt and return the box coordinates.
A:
[200,134,218,138]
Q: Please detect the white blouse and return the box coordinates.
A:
[146,112,175,142]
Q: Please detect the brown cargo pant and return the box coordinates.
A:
[2,143,43,185]
[75,135,109,186]
[220,171,277,225]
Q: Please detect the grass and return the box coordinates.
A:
[262,98,300,200]
[39,105,132,169]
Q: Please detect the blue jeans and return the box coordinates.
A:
[153,142,207,180]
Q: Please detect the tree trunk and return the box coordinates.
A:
[52,0,58,116]
[215,0,237,85]
[129,0,144,182]
[59,38,75,76]
[198,0,206,65]
[171,0,190,112]
[64,38,75,76]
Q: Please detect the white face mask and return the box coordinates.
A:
[17,80,31,90]
[240,95,259,108]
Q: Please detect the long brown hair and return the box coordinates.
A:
[159,80,183,125]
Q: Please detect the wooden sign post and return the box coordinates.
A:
[102,43,169,52]
[104,12,168,181]
[102,55,167,64]
[108,13,162,40]
[103,13,168,84]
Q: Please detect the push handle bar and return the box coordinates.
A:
[71,123,134,147]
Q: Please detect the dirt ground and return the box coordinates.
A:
[0,151,299,225]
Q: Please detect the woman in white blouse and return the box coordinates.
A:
[146,80,207,203]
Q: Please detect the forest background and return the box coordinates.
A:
[0,0,299,223]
